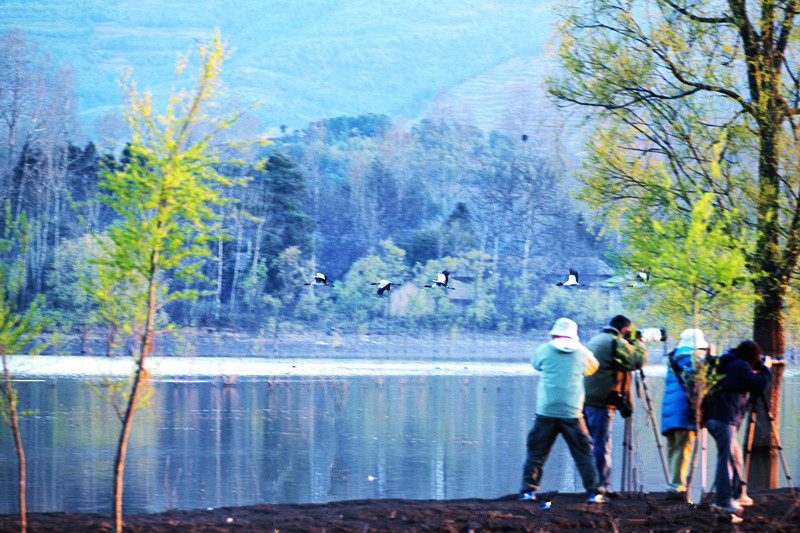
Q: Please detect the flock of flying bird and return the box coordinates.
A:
[303,268,650,296]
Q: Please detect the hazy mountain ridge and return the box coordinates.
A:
[2,0,556,137]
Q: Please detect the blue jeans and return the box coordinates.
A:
[584,405,615,488]
[706,418,744,506]
[519,415,601,494]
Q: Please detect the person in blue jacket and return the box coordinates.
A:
[705,340,771,513]
[661,328,711,499]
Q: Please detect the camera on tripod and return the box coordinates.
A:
[637,327,667,343]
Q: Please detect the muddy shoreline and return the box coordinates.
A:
[1,488,798,532]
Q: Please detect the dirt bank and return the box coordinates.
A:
[1,488,798,532]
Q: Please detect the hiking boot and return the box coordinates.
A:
[518,491,536,501]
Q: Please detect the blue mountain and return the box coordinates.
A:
[1,0,556,136]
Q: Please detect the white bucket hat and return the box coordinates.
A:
[549,317,579,340]
[677,328,709,349]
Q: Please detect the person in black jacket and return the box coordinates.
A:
[705,340,771,513]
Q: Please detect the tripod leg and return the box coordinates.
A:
[621,416,629,491]
[758,392,794,492]
[701,427,708,493]
[637,371,670,485]
[742,402,756,486]
[773,430,794,492]
[620,416,635,492]
[627,417,635,491]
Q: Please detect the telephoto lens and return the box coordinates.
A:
[639,327,666,343]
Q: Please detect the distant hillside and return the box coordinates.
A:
[0,0,557,138]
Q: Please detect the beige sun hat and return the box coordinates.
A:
[677,328,709,349]
[549,317,579,340]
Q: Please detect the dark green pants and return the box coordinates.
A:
[520,415,602,494]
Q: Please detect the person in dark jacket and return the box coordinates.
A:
[705,340,771,513]
[583,315,647,494]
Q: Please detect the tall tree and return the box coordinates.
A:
[258,151,313,268]
[88,33,258,533]
[0,28,76,222]
[549,0,800,487]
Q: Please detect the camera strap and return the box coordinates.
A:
[667,350,687,388]
[610,337,629,394]
[619,362,629,394]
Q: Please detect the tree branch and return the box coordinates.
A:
[662,0,734,24]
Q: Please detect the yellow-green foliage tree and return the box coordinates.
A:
[618,191,753,498]
[622,191,754,339]
[549,1,800,487]
[0,207,49,533]
[88,33,263,533]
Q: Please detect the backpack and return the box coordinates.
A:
[668,350,722,427]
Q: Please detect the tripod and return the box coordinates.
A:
[742,390,793,493]
[619,369,671,492]
[635,369,670,484]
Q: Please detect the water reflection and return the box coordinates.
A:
[1,367,798,514]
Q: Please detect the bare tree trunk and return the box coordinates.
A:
[113,249,158,533]
[106,323,117,357]
[249,220,263,306]
[50,134,69,292]
[521,232,531,284]
[748,359,785,489]
[215,232,223,322]
[228,213,245,314]
[30,210,47,295]
[1,352,26,533]
[493,235,499,273]
[80,325,89,355]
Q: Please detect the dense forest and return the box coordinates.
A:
[0,28,619,353]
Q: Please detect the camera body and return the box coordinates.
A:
[607,390,633,418]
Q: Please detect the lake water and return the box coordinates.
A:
[1,355,799,515]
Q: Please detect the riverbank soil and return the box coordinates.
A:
[1,488,798,532]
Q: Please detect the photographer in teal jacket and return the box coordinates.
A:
[519,317,605,504]
[583,315,648,494]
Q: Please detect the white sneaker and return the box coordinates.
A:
[736,495,754,506]
[711,502,743,513]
